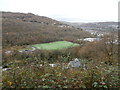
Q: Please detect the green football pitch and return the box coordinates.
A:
[32,41,79,50]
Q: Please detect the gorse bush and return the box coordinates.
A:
[2,44,119,89]
[2,47,119,89]
[2,61,119,89]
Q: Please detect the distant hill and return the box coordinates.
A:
[62,21,118,32]
[2,12,92,48]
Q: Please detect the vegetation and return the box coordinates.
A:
[2,44,119,89]
[2,12,119,89]
[2,61,119,88]
[2,12,92,48]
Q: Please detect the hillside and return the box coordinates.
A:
[2,12,92,48]
[2,12,119,89]
[63,21,118,32]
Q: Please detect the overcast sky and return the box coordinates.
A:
[0,0,119,22]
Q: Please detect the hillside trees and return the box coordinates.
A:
[76,33,118,64]
[101,34,118,64]
[2,12,93,48]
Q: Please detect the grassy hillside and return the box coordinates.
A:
[2,12,92,48]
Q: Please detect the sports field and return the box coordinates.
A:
[32,41,79,50]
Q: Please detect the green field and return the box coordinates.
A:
[32,41,79,50]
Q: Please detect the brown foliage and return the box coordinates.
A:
[2,12,92,48]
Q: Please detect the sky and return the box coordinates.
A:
[0,0,119,22]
